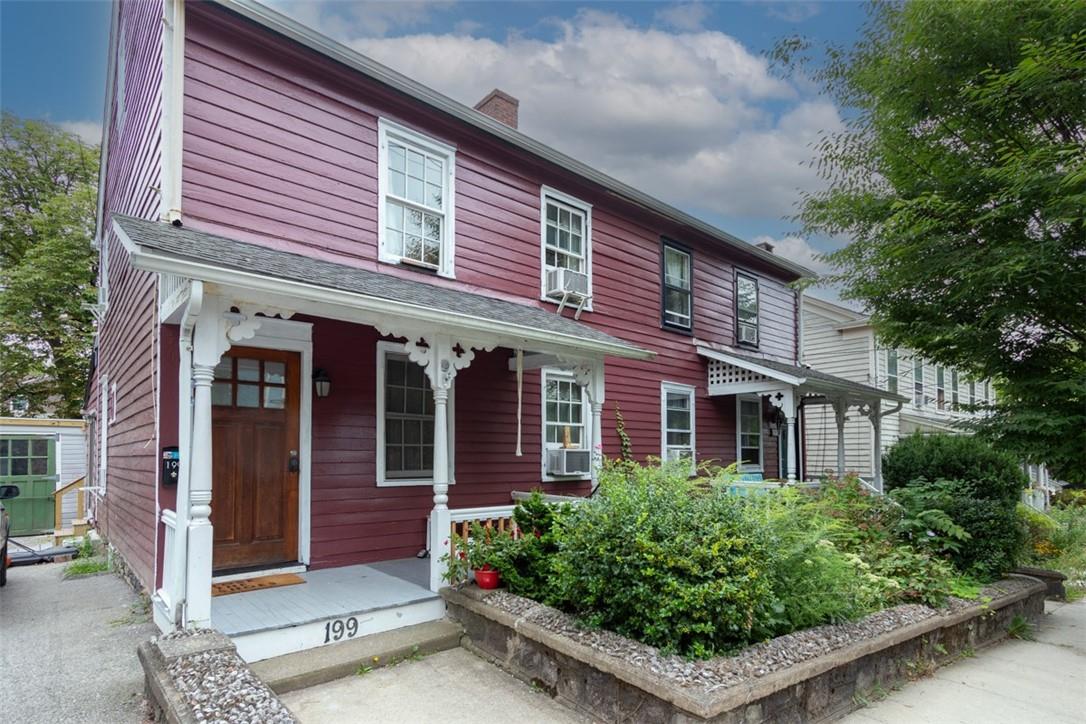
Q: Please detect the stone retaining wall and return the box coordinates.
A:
[443,577,1046,723]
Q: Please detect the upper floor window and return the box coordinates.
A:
[951,369,960,409]
[661,242,692,331]
[540,188,592,307]
[736,274,759,347]
[378,119,456,278]
[969,380,977,407]
[886,349,899,394]
[936,366,945,410]
[661,382,695,466]
[913,358,925,407]
[737,396,762,471]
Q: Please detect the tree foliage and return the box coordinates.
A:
[0,113,98,417]
[787,1,1086,483]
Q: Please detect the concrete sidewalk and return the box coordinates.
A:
[0,561,157,724]
[843,599,1086,724]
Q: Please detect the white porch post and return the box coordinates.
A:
[429,378,452,592]
[833,399,848,478]
[784,389,798,484]
[871,399,883,492]
[574,362,606,490]
[185,360,215,627]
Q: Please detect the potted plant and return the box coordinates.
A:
[466,522,509,589]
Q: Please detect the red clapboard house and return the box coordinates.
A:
[87,0,902,662]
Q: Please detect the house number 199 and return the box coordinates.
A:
[323,617,359,643]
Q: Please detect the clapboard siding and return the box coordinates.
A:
[90,0,163,592]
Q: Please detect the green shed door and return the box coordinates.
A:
[0,436,57,535]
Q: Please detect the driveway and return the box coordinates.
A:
[842,599,1086,724]
[0,561,157,724]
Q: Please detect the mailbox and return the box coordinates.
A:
[161,446,180,486]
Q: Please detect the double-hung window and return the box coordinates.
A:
[913,358,925,408]
[737,397,762,471]
[378,119,456,277]
[951,369,960,409]
[886,349,899,394]
[543,371,586,450]
[936,366,945,410]
[661,242,692,331]
[540,188,592,304]
[736,274,759,346]
[661,383,695,466]
[376,342,453,486]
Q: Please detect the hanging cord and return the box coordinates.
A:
[515,349,523,456]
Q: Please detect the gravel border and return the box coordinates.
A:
[481,577,1036,695]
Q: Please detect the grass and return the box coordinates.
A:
[64,557,109,577]
[111,595,152,627]
[1007,614,1035,641]
[357,646,427,676]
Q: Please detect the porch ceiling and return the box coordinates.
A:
[113,215,652,361]
[696,342,908,406]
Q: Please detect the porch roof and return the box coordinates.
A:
[695,341,908,404]
[113,215,652,360]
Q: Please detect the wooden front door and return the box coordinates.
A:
[211,347,300,573]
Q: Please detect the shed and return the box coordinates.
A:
[0,417,87,535]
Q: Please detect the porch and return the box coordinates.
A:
[696,341,906,490]
[114,214,651,646]
[211,558,441,662]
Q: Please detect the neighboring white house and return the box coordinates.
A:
[801,296,994,480]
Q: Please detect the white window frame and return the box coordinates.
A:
[661,243,692,330]
[375,341,455,487]
[736,273,759,347]
[912,358,925,408]
[541,368,590,481]
[885,349,899,394]
[736,395,763,472]
[377,118,457,279]
[660,382,696,470]
[539,186,593,310]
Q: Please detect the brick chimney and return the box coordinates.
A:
[755,240,775,253]
[474,89,519,129]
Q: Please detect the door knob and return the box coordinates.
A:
[288,450,300,473]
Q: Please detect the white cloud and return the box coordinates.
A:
[764,2,822,23]
[270,1,455,38]
[654,2,712,31]
[319,9,840,220]
[753,233,834,276]
[58,120,102,146]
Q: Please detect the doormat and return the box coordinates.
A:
[211,573,305,597]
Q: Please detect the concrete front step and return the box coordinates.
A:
[251,618,463,694]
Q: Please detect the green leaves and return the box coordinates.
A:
[792,1,1086,483]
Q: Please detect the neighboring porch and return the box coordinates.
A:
[697,341,906,491]
[114,215,651,650]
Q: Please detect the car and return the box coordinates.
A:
[1,484,20,587]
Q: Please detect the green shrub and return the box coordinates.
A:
[889,480,972,557]
[1018,503,1061,559]
[550,460,776,658]
[499,491,570,601]
[883,433,1027,504]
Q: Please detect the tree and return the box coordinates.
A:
[0,113,98,418]
[786,1,1086,483]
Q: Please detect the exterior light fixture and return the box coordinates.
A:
[313,368,331,398]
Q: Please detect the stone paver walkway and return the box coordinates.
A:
[842,599,1086,724]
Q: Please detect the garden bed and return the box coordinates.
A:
[443,576,1045,723]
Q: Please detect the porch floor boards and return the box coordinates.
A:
[210,558,436,637]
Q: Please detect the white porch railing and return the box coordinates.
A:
[157,509,178,614]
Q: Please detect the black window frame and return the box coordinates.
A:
[734,271,760,349]
[660,238,694,334]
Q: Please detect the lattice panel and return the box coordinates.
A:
[708,360,772,387]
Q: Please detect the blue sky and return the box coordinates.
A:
[1,1,868,297]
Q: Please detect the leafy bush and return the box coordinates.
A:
[499,491,570,601]
[883,433,1027,504]
[549,460,776,658]
[1018,503,1061,559]
[1028,502,1086,591]
[889,480,972,557]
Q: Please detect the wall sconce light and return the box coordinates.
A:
[766,406,786,438]
[313,368,331,399]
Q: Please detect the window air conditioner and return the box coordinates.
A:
[546,448,592,477]
[738,324,759,345]
[546,268,590,299]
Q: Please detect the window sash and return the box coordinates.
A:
[738,398,762,468]
[913,359,924,406]
[543,199,586,273]
[544,375,585,448]
[886,350,898,393]
[662,246,692,328]
[384,353,435,478]
[662,386,694,461]
[736,275,759,344]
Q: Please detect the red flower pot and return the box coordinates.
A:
[474,568,501,589]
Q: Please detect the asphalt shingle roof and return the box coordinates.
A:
[113,214,649,357]
[714,347,907,402]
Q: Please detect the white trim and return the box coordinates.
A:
[231,317,314,565]
[697,345,805,386]
[114,220,652,362]
[377,118,457,279]
[660,381,696,469]
[539,186,593,311]
[98,373,109,496]
[540,367,590,482]
[375,340,455,487]
[160,0,185,223]
[211,563,306,584]
[736,395,763,472]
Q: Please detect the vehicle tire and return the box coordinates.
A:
[0,545,7,587]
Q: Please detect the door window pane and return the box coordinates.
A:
[31,457,47,475]
[237,358,260,382]
[264,362,286,384]
[214,358,232,380]
[31,439,48,456]
[11,439,27,457]
[263,387,285,409]
[11,459,27,475]
[236,384,260,408]
[212,382,232,406]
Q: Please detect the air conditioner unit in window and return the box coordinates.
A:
[738,324,759,345]
[546,268,589,298]
[546,448,592,477]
